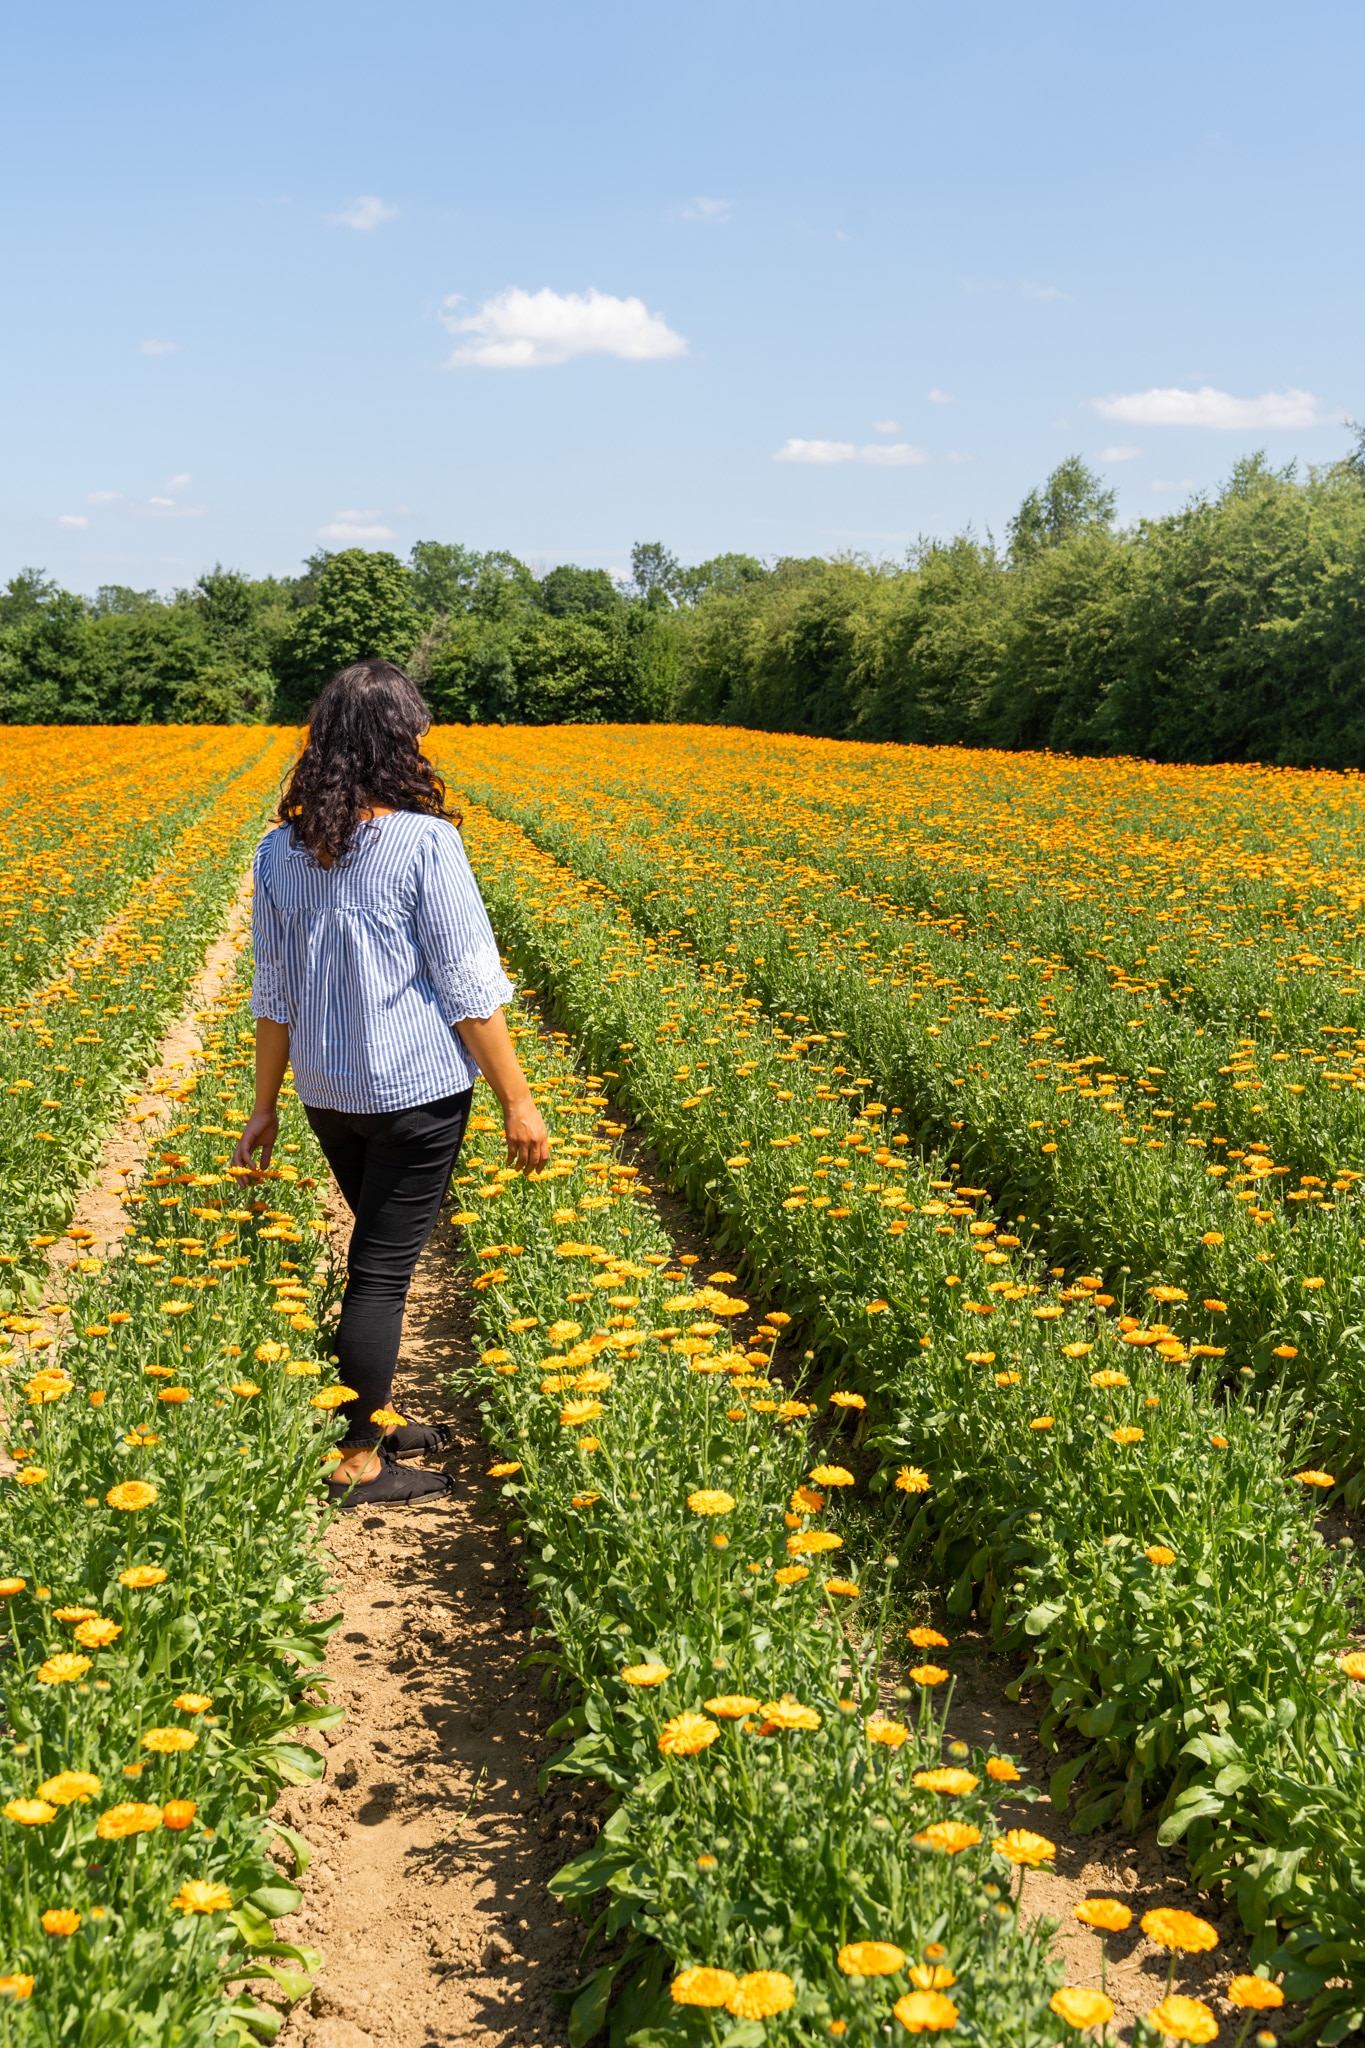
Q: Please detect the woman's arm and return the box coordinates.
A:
[455,1009,549,1170]
[232,1019,291,1170]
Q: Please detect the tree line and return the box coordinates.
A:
[5,444,1365,765]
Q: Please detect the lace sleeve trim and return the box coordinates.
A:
[427,948,515,1025]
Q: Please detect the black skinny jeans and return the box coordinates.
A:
[304,1090,473,1448]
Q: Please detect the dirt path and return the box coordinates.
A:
[271,1236,584,2048]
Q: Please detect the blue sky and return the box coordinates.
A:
[4,0,1361,592]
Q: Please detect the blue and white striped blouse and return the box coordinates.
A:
[250,811,514,1113]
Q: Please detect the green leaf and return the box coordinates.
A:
[264,1819,312,1878]
[218,1996,283,2041]
[247,1881,304,1920]
[267,1741,326,1785]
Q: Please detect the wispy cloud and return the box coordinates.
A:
[318,510,397,542]
[681,197,732,224]
[871,418,901,434]
[1022,280,1068,302]
[1094,385,1327,430]
[944,450,973,464]
[927,387,954,405]
[57,514,88,529]
[85,490,119,504]
[1100,445,1143,461]
[141,339,177,355]
[1150,478,1196,493]
[442,287,686,369]
[333,195,398,231]
[167,472,192,491]
[774,439,929,467]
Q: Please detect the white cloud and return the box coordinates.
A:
[1100,445,1143,461]
[1022,281,1068,301]
[1150,478,1196,493]
[167,472,191,491]
[85,490,119,504]
[1093,384,1326,430]
[441,287,686,369]
[57,514,88,529]
[141,339,177,355]
[682,197,732,224]
[333,195,398,232]
[150,497,174,507]
[318,510,397,542]
[774,439,929,467]
[944,450,973,463]
[872,418,901,434]
[927,387,954,404]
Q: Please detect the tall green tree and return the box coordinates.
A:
[1007,456,1117,567]
[274,549,416,717]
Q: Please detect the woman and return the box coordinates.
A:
[233,659,549,1507]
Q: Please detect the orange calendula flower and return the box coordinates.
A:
[4,1799,57,1825]
[825,1579,860,1597]
[309,1386,359,1411]
[914,1820,983,1854]
[986,1757,1021,1783]
[787,1530,843,1554]
[908,1626,950,1649]
[560,1399,605,1427]
[895,1466,930,1492]
[671,1968,739,2008]
[1062,1342,1095,1359]
[173,1694,212,1714]
[658,1712,721,1756]
[620,1663,671,1687]
[172,1880,233,1914]
[829,1391,866,1409]
[909,1664,949,1686]
[994,1829,1056,1867]
[1339,1651,1365,1681]
[0,1975,34,1999]
[893,1990,958,2032]
[1227,1978,1283,2011]
[913,1768,978,1795]
[866,1719,910,1748]
[1090,1369,1129,1388]
[727,1972,796,2020]
[838,1942,906,1976]
[1146,1995,1218,2043]
[773,1564,810,1584]
[54,1606,99,1624]
[1029,1416,1055,1432]
[142,1728,197,1753]
[761,1698,821,1730]
[687,1489,735,1515]
[808,1464,854,1487]
[96,1802,162,1839]
[790,1485,826,1513]
[487,1461,522,1478]
[73,1618,121,1648]
[1296,1469,1335,1488]
[162,1800,197,1830]
[37,1772,101,1806]
[119,1566,168,1589]
[703,1695,760,1718]
[1074,1898,1132,1933]
[0,1578,25,1596]
[1112,1426,1145,1445]
[1141,1909,1218,1953]
[37,1653,92,1685]
[157,1387,192,1405]
[106,1481,157,1511]
[41,1909,82,1937]
[1146,1545,1177,1566]
[1051,1988,1115,2031]
[229,1382,261,1398]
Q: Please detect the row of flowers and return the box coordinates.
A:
[454,805,1360,2042]
[0,951,346,2045]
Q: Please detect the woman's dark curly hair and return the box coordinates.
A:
[281,660,457,864]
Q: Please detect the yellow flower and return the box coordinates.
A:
[0,1578,25,1596]
[1296,1469,1335,1489]
[229,1381,261,1398]
[727,1972,795,2020]
[1227,1978,1283,2011]
[310,1386,359,1411]
[4,1798,57,1825]
[1090,1369,1129,1388]
[1112,1426,1145,1445]
[284,1359,320,1376]
[704,1695,760,1718]
[809,1464,855,1487]
[1051,1988,1115,2031]
[993,1829,1056,1867]
[119,1566,168,1589]
[1339,1651,1365,1681]
[1146,1995,1218,2043]
[41,1909,82,1937]
[908,1965,957,1991]
[687,1489,735,1515]
[0,1974,35,1999]
[162,1800,197,1830]
[141,1728,197,1753]
[909,1664,949,1686]
[913,1768,979,1795]
[173,1693,213,1714]
[893,1990,958,2032]
[908,1626,949,1648]
[1146,1545,1177,1566]
[895,1466,930,1493]
[560,1399,605,1427]
[36,1772,101,1805]
[255,1341,287,1363]
[866,1718,909,1747]
[157,1387,191,1405]
[172,1880,233,1914]
[914,1820,981,1854]
[838,1942,905,1975]
[1062,1342,1095,1359]
[791,1485,826,1513]
[1029,1416,1055,1432]
[829,1390,866,1409]
[1074,1898,1132,1932]
[488,1461,522,1477]
[825,1578,860,1597]
[106,1481,158,1511]
[37,1653,92,1685]
[96,1802,163,1839]
[773,1564,810,1584]
[73,1618,121,1648]
[620,1663,672,1687]
[986,1757,1021,1782]
[761,1698,821,1730]
[16,1467,47,1486]
[671,1968,739,2007]
[786,1530,843,1554]
[658,1712,721,1755]
[1141,1909,1218,1953]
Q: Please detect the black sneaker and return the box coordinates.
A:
[324,1452,454,1512]
[382,1421,457,1460]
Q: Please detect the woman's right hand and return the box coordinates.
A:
[233,1107,279,1171]
[504,1094,549,1172]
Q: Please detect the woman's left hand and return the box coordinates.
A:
[504,1094,550,1172]
[233,1107,279,1171]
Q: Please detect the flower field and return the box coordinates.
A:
[432,723,1365,2042]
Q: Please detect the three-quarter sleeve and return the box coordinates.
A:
[414,822,515,1026]
[249,840,292,1024]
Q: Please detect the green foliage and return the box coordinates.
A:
[1006,455,1117,568]
[272,548,417,717]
